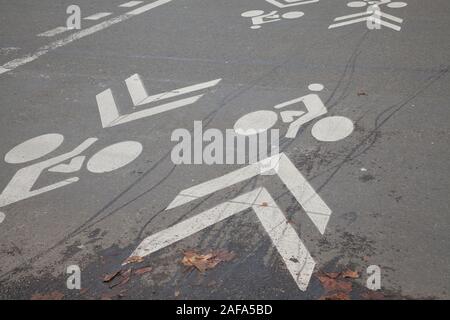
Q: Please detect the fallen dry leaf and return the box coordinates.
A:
[109,269,132,288]
[260,202,269,207]
[182,249,235,272]
[342,269,359,279]
[175,290,180,298]
[103,270,122,283]
[31,291,64,300]
[323,272,341,279]
[357,91,367,96]
[134,266,153,276]
[317,275,352,293]
[124,255,144,265]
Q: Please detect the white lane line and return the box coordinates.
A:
[119,1,144,7]
[37,26,68,37]
[0,0,173,75]
[83,12,113,21]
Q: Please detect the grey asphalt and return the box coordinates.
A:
[0,0,449,299]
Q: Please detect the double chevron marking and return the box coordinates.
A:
[126,153,332,291]
[95,74,221,128]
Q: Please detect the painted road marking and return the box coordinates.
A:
[37,26,68,37]
[266,0,319,8]
[167,153,332,233]
[0,0,173,75]
[83,12,113,21]
[127,153,329,290]
[96,74,221,128]
[128,187,315,291]
[119,1,144,7]
[0,135,142,217]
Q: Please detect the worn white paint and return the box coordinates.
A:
[96,75,221,127]
[86,141,143,173]
[311,116,354,142]
[0,0,172,75]
[127,187,315,291]
[37,26,68,37]
[167,153,332,234]
[119,1,143,7]
[234,110,278,135]
[83,12,113,21]
[5,134,64,164]
[0,138,97,209]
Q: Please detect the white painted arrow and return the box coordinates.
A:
[126,153,332,291]
[127,187,316,291]
[96,75,221,128]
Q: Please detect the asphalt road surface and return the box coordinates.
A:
[0,0,449,300]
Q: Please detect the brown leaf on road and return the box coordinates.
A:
[103,270,122,283]
[317,275,352,293]
[134,266,153,276]
[260,202,269,207]
[124,255,144,265]
[322,272,341,279]
[342,269,359,279]
[31,291,64,300]
[109,269,132,289]
[181,249,235,272]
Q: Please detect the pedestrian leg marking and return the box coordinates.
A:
[96,74,221,128]
[127,187,316,291]
[0,0,173,75]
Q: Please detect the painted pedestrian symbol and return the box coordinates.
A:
[0,134,142,215]
[241,10,304,29]
[329,0,408,31]
[126,83,355,291]
[233,83,354,141]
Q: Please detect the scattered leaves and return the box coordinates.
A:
[31,291,64,300]
[181,249,235,272]
[134,266,153,276]
[260,202,269,207]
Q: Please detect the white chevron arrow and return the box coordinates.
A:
[96,74,221,128]
[126,153,332,291]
